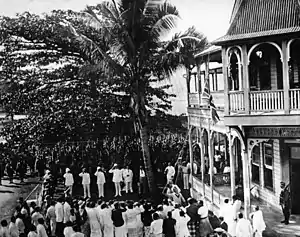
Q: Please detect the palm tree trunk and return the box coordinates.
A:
[138,122,156,193]
[131,84,156,195]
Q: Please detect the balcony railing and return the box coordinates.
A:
[211,91,225,108]
[290,89,300,110]
[189,88,300,114]
[188,93,200,106]
[250,90,284,111]
[229,91,244,112]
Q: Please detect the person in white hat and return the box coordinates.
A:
[109,164,123,197]
[79,168,91,199]
[63,168,74,196]
[94,166,106,198]
[43,170,51,180]
[122,165,133,194]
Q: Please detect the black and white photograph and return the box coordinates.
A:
[0,0,299,237]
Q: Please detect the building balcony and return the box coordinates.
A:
[229,89,300,113]
[188,91,225,108]
[225,88,300,126]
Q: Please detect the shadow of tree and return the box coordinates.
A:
[0,190,14,194]
[2,184,21,188]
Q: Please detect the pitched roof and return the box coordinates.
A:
[229,0,244,24]
[214,0,300,44]
[194,45,221,58]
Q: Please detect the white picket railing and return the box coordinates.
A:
[290,89,300,110]
[250,90,284,111]
[229,91,244,112]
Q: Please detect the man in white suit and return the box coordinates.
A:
[122,165,133,193]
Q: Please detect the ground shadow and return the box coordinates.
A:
[2,184,21,188]
[0,190,15,194]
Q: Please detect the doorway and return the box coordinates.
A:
[289,146,300,214]
[233,138,243,185]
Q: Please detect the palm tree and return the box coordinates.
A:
[63,0,207,194]
[164,26,208,96]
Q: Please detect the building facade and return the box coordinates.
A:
[187,0,300,218]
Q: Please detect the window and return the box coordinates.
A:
[290,147,300,159]
[209,73,215,91]
[251,145,260,184]
[217,73,224,91]
[263,141,274,190]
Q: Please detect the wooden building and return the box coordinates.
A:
[187,0,300,218]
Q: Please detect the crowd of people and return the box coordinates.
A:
[0,176,267,237]
[0,134,271,237]
[0,133,187,186]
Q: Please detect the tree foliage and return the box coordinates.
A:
[0,1,208,194]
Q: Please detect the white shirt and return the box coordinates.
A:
[109,168,123,182]
[63,202,71,223]
[37,224,48,237]
[71,233,85,237]
[16,218,25,234]
[232,200,242,219]
[172,208,181,222]
[28,231,38,237]
[236,218,252,237]
[79,172,90,185]
[46,206,56,221]
[122,169,133,182]
[223,166,230,173]
[63,173,74,186]
[163,205,174,217]
[55,202,64,223]
[95,170,106,184]
[214,154,221,162]
[63,227,75,237]
[208,167,217,175]
[198,205,208,218]
[0,227,9,237]
[32,213,44,226]
[187,162,198,174]
[252,210,266,233]
[176,215,191,237]
[140,169,145,178]
[150,219,163,235]
[9,223,19,237]
[219,203,233,224]
[165,166,175,178]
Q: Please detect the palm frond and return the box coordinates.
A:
[151,14,180,38]
[158,2,180,17]
[96,1,120,24]
[83,6,104,31]
[62,20,124,75]
[143,0,164,15]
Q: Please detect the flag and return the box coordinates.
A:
[209,96,220,125]
[202,76,210,99]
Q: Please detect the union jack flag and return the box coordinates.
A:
[202,75,220,124]
[209,95,220,125]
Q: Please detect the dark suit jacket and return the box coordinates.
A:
[220,221,228,232]
[163,218,176,237]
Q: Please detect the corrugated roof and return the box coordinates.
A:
[230,0,244,24]
[194,45,221,58]
[214,0,300,44]
[213,27,300,44]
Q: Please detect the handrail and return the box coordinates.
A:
[229,90,244,94]
[250,89,283,93]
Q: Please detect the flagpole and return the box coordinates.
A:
[208,101,214,205]
[205,54,214,206]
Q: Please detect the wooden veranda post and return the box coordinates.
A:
[228,128,236,197]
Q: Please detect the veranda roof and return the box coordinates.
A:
[214,0,300,45]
